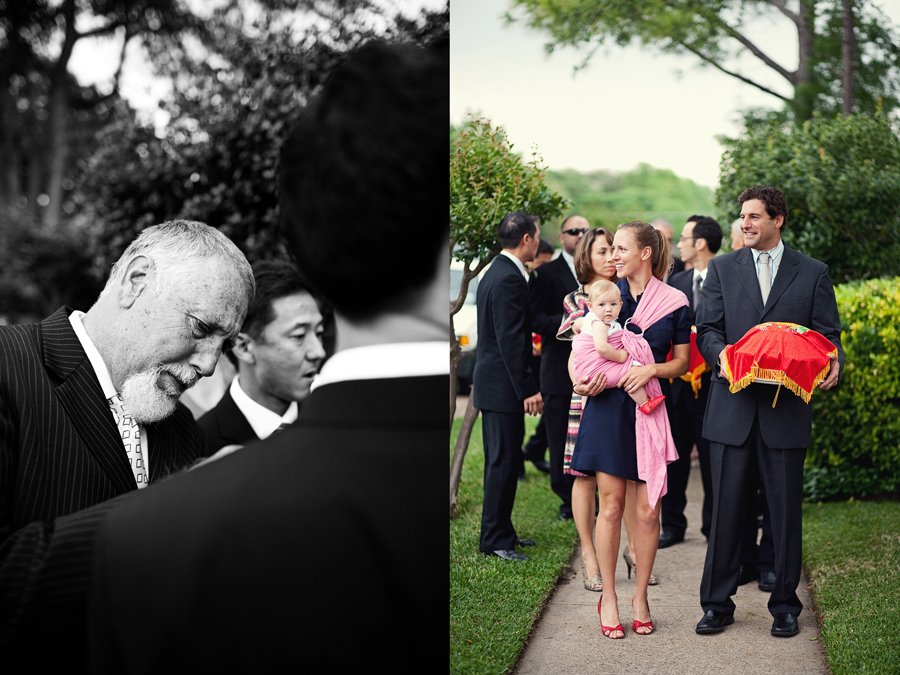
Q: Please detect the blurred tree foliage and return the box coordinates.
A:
[0,0,448,321]
[716,109,900,282]
[543,163,716,241]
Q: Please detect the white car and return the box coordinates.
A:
[450,259,486,392]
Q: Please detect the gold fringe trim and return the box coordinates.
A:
[679,362,710,399]
[724,351,836,407]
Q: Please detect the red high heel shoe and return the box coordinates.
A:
[638,395,665,415]
[631,599,654,635]
[598,595,625,639]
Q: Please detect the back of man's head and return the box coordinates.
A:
[692,217,723,254]
[498,212,537,248]
[279,39,448,321]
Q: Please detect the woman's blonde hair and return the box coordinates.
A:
[616,221,672,281]
[573,227,617,284]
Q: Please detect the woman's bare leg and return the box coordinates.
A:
[630,481,661,633]
[573,476,600,583]
[596,471,626,637]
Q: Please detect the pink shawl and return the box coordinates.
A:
[573,276,688,509]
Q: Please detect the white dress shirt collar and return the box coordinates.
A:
[68,310,117,400]
[229,375,298,440]
[310,341,448,392]
[500,250,529,279]
[561,249,577,282]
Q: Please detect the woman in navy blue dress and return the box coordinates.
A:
[571,220,690,638]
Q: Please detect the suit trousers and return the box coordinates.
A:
[700,416,805,618]
[544,393,575,518]
[479,410,525,552]
[662,403,712,538]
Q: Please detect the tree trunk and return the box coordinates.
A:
[450,331,461,425]
[841,0,855,115]
[793,0,816,121]
[449,392,479,519]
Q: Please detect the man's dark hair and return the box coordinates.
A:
[687,214,706,222]
[738,186,788,231]
[537,238,554,256]
[225,259,333,367]
[279,39,447,320]
[498,212,537,249]
[692,217,723,254]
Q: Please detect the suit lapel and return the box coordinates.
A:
[760,246,799,320]
[734,248,765,316]
[43,308,137,494]
[216,390,258,445]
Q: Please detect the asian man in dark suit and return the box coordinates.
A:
[659,216,722,548]
[695,186,843,639]
[474,211,544,561]
[81,38,448,672]
[0,220,254,669]
[527,215,587,520]
[197,259,332,456]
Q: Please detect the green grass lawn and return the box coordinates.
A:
[802,500,900,674]
[451,414,900,674]
[450,415,579,675]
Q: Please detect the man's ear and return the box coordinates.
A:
[695,238,708,252]
[231,333,255,365]
[118,256,152,309]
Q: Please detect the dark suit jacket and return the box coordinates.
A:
[668,268,711,410]
[0,307,205,670]
[472,254,539,412]
[197,388,258,454]
[529,254,578,395]
[86,375,446,672]
[696,246,844,449]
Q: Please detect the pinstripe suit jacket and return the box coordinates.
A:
[0,307,205,671]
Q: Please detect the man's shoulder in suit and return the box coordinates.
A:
[668,268,693,288]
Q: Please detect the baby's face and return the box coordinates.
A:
[589,294,622,323]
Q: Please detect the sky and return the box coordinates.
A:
[451,0,900,190]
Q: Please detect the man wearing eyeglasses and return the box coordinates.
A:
[527,215,589,520]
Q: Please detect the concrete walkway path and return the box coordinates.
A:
[513,461,829,674]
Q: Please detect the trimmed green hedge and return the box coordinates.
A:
[806,277,900,501]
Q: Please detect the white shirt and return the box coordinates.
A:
[500,250,529,280]
[692,266,708,288]
[310,341,448,392]
[229,375,298,441]
[68,310,150,477]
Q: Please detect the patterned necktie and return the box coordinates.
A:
[758,252,772,304]
[109,393,148,488]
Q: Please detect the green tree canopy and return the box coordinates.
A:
[508,0,900,121]
[715,109,900,282]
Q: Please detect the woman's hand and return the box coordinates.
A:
[573,372,607,397]
[619,364,657,394]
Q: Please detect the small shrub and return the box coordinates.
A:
[806,277,900,501]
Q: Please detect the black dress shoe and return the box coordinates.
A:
[696,610,734,634]
[516,538,536,547]
[758,571,776,592]
[658,528,685,549]
[529,458,551,473]
[771,612,799,637]
[481,549,529,562]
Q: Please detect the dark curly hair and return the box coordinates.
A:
[738,186,788,231]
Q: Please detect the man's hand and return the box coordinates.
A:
[818,353,841,390]
[524,392,543,416]
[573,372,607,397]
[718,348,728,379]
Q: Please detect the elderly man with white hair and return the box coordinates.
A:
[0,220,253,662]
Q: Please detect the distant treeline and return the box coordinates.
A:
[543,163,716,242]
